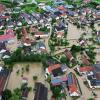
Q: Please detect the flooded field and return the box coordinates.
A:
[7,63,45,100]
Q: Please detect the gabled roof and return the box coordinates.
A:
[48,64,61,73]
[52,67,63,77]
[0,42,6,51]
[58,6,66,11]
[51,75,68,85]
[83,0,91,3]
[96,72,100,80]
[0,16,9,19]
[82,56,90,65]
[22,27,28,37]
[65,49,73,60]
[79,66,94,72]
[34,82,48,100]
[0,33,15,42]
[68,72,80,95]
[0,4,6,13]
[69,85,78,93]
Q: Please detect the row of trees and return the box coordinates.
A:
[3,48,49,69]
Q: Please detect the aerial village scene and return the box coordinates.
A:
[0,0,100,100]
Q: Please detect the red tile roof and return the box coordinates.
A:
[65,49,73,60]
[58,6,66,11]
[30,27,38,33]
[22,27,28,37]
[82,57,90,65]
[79,66,94,72]
[69,85,78,93]
[48,64,61,73]
[0,33,15,42]
[56,31,64,37]
[0,16,9,19]
[68,73,79,94]
[0,4,6,13]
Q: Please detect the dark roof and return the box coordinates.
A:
[54,11,62,16]
[88,75,100,86]
[87,67,100,86]
[55,25,65,31]
[52,67,63,77]
[0,68,9,95]
[0,42,6,51]
[34,82,48,100]
[93,64,100,72]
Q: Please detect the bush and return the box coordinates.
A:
[88,98,94,100]
[33,76,38,81]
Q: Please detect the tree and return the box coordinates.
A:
[2,89,12,100]
[51,86,62,98]
[33,76,38,81]
[71,45,84,53]
[25,64,30,72]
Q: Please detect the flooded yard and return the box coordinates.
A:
[7,63,45,100]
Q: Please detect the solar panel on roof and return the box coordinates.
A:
[68,73,73,85]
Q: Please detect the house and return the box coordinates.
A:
[46,64,67,75]
[2,50,10,59]
[0,42,6,54]
[51,75,67,86]
[67,10,75,17]
[0,31,15,42]
[65,5,74,9]
[21,27,32,46]
[31,42,46,53]
[23,38,31,47]
[67,72,80,96]
[0,67,10,100]
[34,82,48,100]
[54,0,65,5]
[65,49,73,61]
[22,27,28,38]
[56,31,64,38]
[22,88,29,100]
[38,42,46,52]
[78,38,86,46]
[77,66,94,75]
[29,26,48,38]
[81,54,90,65]
[83,0,91,3]
[0,4,6,13]
[97,31,100,43]
[86,64,100,88]
[34,31,48,38]
[45,6,57,13]
[55,21,66,32]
